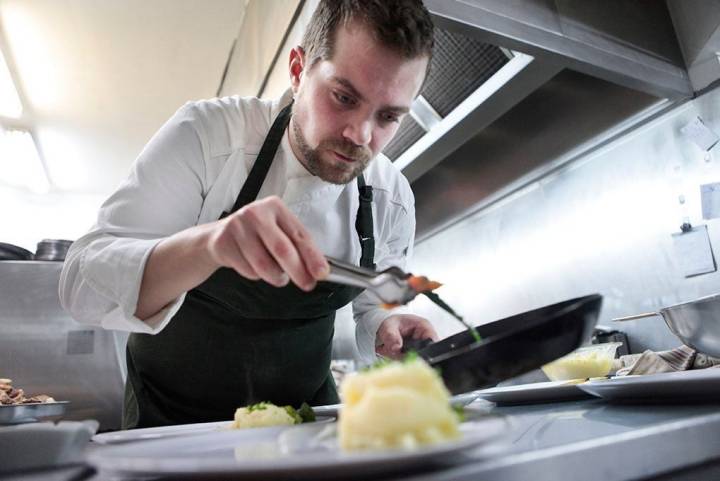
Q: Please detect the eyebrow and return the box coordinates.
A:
[331,76,410,114]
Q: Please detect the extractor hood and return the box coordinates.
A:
[378,0,694,240]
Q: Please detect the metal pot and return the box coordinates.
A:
[612,293,720,357]
[34,239,73,261]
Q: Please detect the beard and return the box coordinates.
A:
[291,116,372,185]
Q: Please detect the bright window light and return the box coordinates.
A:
[0,128,50,193]
[0,49,23,118]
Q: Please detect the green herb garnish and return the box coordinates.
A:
[247,402,270,412]
[362,350,421,372]
[283,405,303,424]
[452,405,466,422]
[297,402,316,423]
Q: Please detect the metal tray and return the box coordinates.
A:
[0,401,69,425]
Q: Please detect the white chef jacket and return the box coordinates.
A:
[59,90,416,360]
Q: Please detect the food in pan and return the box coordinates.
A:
[229,402,315,429]
[0,378,56,405]
[338,355,460,451]
[541,343,622,381]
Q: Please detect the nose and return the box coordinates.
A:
[342,115,372,147]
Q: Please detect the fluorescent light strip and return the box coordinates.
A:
[394,52,535,171]
[0,49,23,119]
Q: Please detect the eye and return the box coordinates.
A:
[380,112,400,124]
[333,91,355,106]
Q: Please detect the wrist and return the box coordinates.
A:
[192,222,223,275]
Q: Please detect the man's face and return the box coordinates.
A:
[289,21,428,184]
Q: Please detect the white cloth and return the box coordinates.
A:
[58,90,416,361]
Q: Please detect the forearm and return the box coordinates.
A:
[135,223,219,320]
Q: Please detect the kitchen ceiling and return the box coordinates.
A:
[0,0,248,194]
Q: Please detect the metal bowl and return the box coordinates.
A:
[653,293,720,357]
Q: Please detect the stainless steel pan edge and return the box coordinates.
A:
[613,293,720,357]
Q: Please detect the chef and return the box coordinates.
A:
[60,0,438,429]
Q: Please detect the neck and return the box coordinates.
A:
[287,117,312,173]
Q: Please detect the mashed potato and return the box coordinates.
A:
[230,402,298,429]
[338,356,460,451]
[541,350,614,381]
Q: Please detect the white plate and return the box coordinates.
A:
[577,368,720,401]
[89,416,509,479]
[92,416,334,445]
[313,392,480,417]
[475,380,593,405]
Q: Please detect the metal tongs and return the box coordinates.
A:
[325,256,418,305]
[326,256,482,342]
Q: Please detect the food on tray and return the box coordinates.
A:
[338,354,460,451]
[0,378,56,405]
[229,402,315,429]
[541,343,622,381]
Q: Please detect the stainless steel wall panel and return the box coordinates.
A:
[412,71,661,238]
[0,261,126,431]
[409,85,720,355]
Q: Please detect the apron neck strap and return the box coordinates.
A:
[223,99,375,270]
[356,174,375,270]
[229,102,294,213]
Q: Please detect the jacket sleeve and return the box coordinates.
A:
[352,194,416,365]
[59,103,209,333]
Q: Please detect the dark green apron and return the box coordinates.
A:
[123,103,376,429]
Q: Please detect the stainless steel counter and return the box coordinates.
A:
[5,398,720,481]
[401,399,720,481]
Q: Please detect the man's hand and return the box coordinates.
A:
[136,196,329,320]
[375,314,439,359]
[206,195,329,291]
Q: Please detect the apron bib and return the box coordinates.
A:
[123,102,376,429]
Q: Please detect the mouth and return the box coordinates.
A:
[332,150,356,163]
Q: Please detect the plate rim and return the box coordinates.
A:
[88,416,509,476]
[576,369,720,399]
[92,415,336,445]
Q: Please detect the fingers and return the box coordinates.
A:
[376,340,403,359]
[375,315,439,360]
[375,318,404,359]
[213,196,327,290]
[276,211,329,280]
[231,228,288,287]
[399,316,439,341]
[258,223,315,290]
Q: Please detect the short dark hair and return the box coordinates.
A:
[301,0,434,70]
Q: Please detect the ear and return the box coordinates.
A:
[289,46,306,94]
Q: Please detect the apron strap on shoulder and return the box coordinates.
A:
[356,174,375,270]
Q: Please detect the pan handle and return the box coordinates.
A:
[612,312,661,322]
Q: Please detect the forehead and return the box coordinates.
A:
[313,21,428,109]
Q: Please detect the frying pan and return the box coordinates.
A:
[0,242,33,261]
[417,294,603,394]
[612,293,720,358]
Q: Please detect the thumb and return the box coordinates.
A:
[377,325,403,356]
[383,326,403,351]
